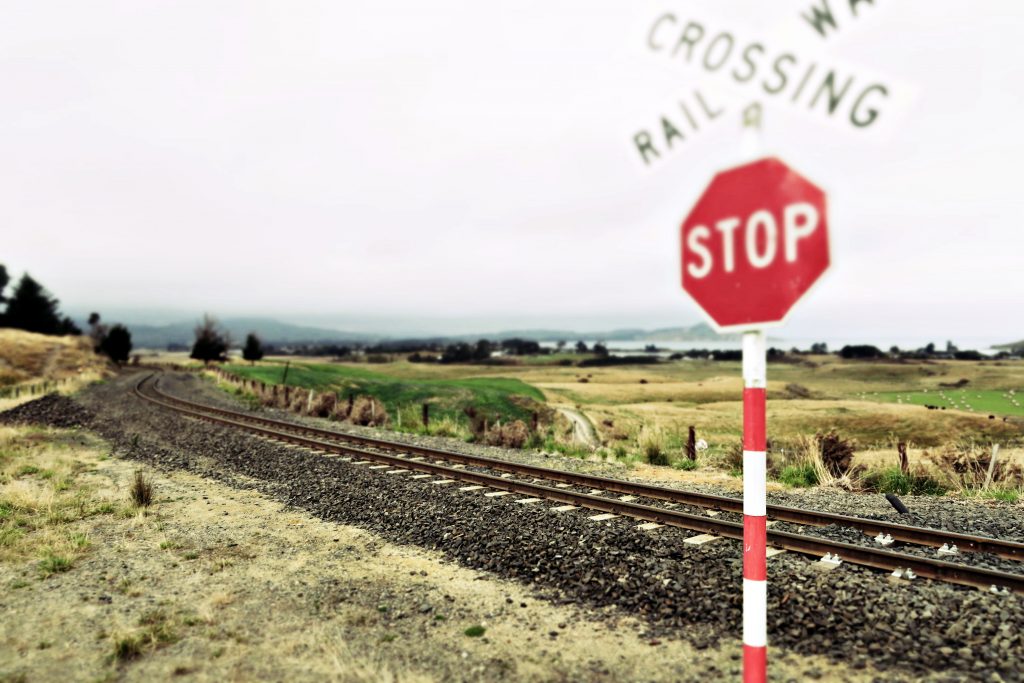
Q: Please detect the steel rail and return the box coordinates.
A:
[144,374,1024,562]
[133,374,1024,594]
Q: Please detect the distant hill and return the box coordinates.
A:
[994,339,1024,353]
[458,323,735,343]
[122,317,735,350]
[127,317,376,349]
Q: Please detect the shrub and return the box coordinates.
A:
[130,471,153,507]
[673,459,698,471]
[863,467,946,496]
[638,427,669,466]
[818,431,855,477]
[777,463,818,488]
[464,625,486,637]
[724,441,744,472]
[308,392,337,418]
[38,553,72,576]
[349,397,388,427]
[484,420,530,449]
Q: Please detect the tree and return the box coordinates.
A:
[190,314,230,364]
[100,324,132,364]
[242,333,265,365]
[575,340,589,353]
[472,339,493,361]
[555,340,567,352]
[810,342,828,354]
[839,345,884,359]
[3,274,77,335]
[592,342,609,358]
[87,312,108,351]
[0,264,7,326]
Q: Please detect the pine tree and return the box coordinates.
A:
[100,324,133,364]
[4,274,66,335]
[242,333,264,365]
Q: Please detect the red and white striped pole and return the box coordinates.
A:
[742,329,768,683]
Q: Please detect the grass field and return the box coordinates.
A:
[873,389,1024,416]
[224,362,544,424]
[212,356,1024,459]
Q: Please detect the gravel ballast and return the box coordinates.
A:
[7,372,1023,681]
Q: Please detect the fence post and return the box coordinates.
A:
[687,426,697,461]
[897,442,909,475]
[422,403,430,428]
[984,444,1000,489]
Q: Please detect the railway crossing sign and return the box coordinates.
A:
[680,157,830,331]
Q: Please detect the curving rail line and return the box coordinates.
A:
[133,373,1024,594]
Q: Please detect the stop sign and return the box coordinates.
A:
[680,157,829,330]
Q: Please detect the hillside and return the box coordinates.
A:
[0,328,107,387]
[995,339,1024,353]
[127,317,375,349]
[453,322,734,343]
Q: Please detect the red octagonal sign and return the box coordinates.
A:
[680,157,830,330]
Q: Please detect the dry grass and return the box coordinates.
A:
[130,471,153,507]
[0,329,106,386]
[0,426,128,571]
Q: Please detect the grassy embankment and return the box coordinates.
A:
[0,329,110,410]
[224,362,545,438]
[216,356,1024,499]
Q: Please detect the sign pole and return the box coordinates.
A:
[742,329,768,683]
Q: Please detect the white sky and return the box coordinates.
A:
[2,1,1022,341]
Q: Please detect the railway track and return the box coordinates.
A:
[135,373,1024,594]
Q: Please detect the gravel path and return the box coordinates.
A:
[5,373,1024,681]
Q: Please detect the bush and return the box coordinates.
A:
[839,345,884,359]
[308,392,337,418]
[673,459,698,471]
[349,396,388,426]
[818,431,855,477]
[777,463,818,488]
[638,427,669,466]
[484,420,529,449]
[863,467,946,496]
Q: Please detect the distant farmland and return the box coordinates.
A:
[872,389,1024,417]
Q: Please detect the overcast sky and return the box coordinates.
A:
[2,1,1022,342]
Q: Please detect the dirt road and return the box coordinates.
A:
[556,406,599,448]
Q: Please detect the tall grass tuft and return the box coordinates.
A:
[638,426,669,466]
[130,471,153,508]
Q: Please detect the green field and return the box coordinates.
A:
[873,389,1024,417]
[224,362,544,424]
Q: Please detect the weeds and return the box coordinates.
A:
[638,426,669,466]
[463,625,486,637]
[862,467,947,496]
[38,552,72,576]
[777,463,819,488]
[110,609,179,662]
